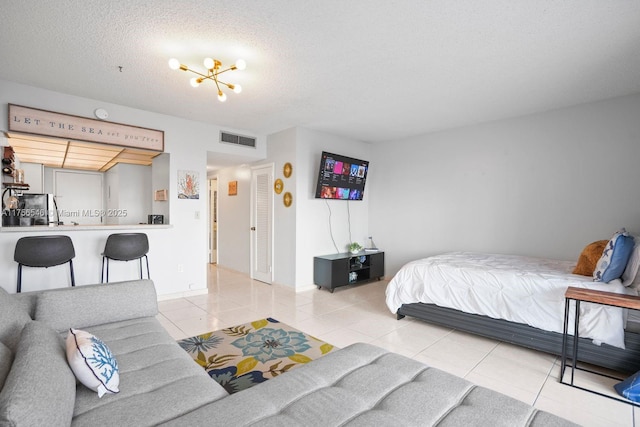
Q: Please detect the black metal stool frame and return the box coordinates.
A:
[101,233,150,283]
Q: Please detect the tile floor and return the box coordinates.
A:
[157,265,637,427]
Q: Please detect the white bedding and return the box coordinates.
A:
[385,252,636,349]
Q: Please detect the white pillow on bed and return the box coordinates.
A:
[622,236,640,288]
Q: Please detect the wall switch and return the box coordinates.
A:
[177,264,184,273]
[194,211,200,219]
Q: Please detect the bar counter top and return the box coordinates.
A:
[0,223,172,232]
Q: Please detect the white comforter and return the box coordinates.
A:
[385,252,634,349]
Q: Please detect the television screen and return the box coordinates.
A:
[314,151,369,200]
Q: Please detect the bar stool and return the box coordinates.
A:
[14,235,76,293]
[101,233,150,283]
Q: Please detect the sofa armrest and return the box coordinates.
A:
[34,279,158,332]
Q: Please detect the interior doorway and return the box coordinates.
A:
[209,179,217,264]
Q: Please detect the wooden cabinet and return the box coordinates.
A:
[313,251,384,292]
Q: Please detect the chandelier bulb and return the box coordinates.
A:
[203,57,215,70]
[168,58,181,70]
[233,84,242,94]
[235,59,246,71]
[190,77,200,88]
[218,91,227,102]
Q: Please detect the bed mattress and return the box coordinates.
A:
[385,252,635,349]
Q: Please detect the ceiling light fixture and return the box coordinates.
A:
[168,57,246,102]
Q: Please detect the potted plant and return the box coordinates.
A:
[348,242,363,254]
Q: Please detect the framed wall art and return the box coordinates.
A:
[228,180,238,196]
[177,170,199,199]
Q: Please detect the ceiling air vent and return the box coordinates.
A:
[220,131,256,148]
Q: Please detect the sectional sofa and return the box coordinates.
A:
[0,279,576,426]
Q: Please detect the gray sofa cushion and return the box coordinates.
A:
[35,280,158,332]
[0,321,76,426]
[0,342,12,390]
[160,342,576,427]
[0,287,32,351]
[71,317,228,427]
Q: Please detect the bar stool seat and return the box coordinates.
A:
[14,235,76,293]
[101,233,150,283]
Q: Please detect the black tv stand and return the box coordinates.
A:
[313,251,384,293]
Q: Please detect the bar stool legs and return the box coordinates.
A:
[101,233,150,283]
[101,254,149,283]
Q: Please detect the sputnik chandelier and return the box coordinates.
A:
[168,57,246,102]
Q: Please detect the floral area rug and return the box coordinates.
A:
[177,317,337,394]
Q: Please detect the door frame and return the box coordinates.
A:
[208,178,217,264]
[250,163,274,284]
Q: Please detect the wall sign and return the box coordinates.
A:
[8,104,164,151]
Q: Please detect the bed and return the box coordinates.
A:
[386,250,640,373]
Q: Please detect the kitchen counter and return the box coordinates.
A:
[0,223,175,294]
[0,224,172,232]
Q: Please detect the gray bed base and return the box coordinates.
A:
[397,302,640,374]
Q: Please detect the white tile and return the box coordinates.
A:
[535,394,632,427]
[316,328,373,349]
[345,312,409,339]
[160,304,209,323]
[155,314,188,340]
[158,298,196,312]
[470,351,553,394]
[171,314,226,338]
[372,322,451,357]
[538,369,633,425]
[413,331,499,375]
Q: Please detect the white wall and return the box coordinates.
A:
[294,128,372,289]
[117,164,152,224]
[151,153,170,223]
[105,163,152,225]
[261,127,373,290]
[264,128,297,287]
[0,79,266,295]
[105,166,119,224]
[370,93,640,277]
[21,162,43,193]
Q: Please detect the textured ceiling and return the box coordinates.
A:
[1,0,640,144]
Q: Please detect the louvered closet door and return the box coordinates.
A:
[251,165,273,283]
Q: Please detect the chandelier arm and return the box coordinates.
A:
[213,76,222,93]
[214,67,237,77]
[182,68,210,79]
[216,79,234,89]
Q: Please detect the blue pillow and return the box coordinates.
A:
[593,229,635,283]
[615,370,640,402]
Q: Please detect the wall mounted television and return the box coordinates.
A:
[314,151,369,200]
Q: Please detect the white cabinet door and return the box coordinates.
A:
[54,170,104,225]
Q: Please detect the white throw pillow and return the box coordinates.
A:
[622,241,640,287]
[66,328,119,397]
